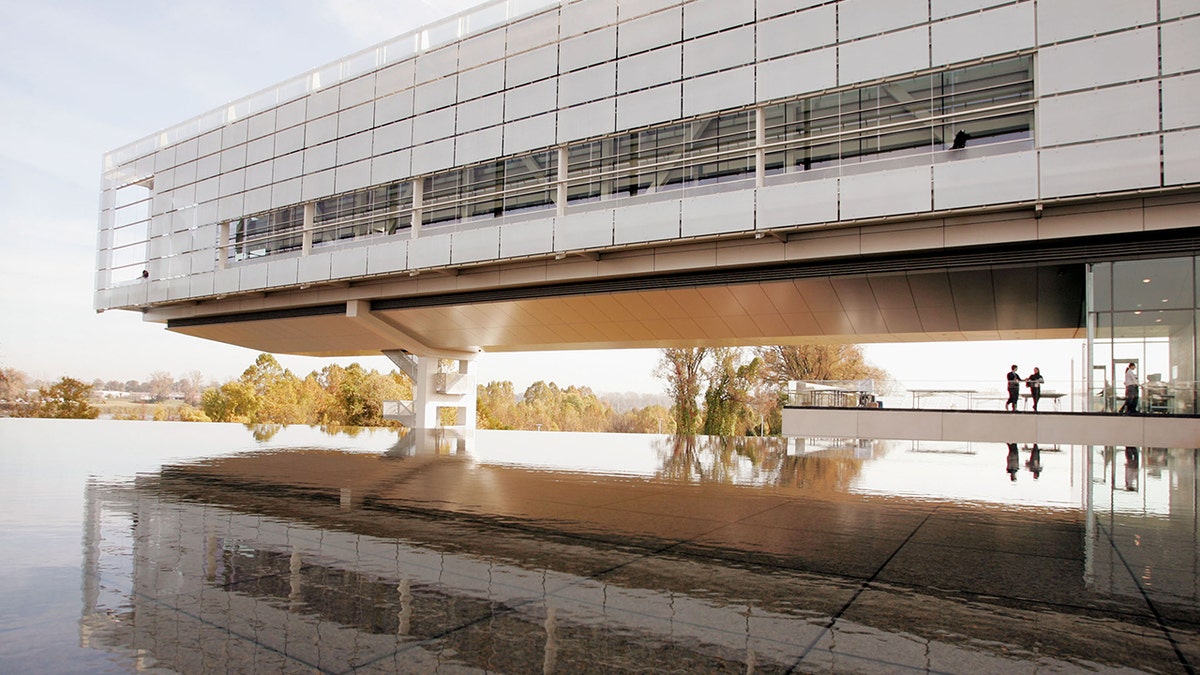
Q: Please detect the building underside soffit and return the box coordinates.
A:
[168,264,1086,357]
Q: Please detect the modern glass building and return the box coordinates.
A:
[96,0,1200,419]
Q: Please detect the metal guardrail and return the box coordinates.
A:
[787,380,878,408]
[382,400,415,423]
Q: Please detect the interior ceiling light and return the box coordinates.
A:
[1142,278,1151,283]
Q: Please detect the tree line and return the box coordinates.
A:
[2,344,886,434]
[657,345,888,436]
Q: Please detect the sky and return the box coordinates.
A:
[0,0,1086,399]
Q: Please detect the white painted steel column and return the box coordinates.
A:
[217,221,230,269]
[556,146,568,217]
[411,178,423,237]
[755,107,765,188]
[302,202,314,255]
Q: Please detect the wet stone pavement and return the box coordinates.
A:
[2,420,1197,673]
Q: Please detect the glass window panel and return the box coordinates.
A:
[463,161,504,220]
[938,56,1033,146]
[312,183,411,243]
[115,201,150,228]
[115,182,152,208]
[111,244,148,270]
[1113,257,1194,311]
[1092,262,1113,312]
[464,3,508,34]
[112,222,149,248]
[504,152,555,214]
[764,93,841,173]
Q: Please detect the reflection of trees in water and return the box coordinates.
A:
[245,423,282,442]
[318,424,369,438]
[652,435,780,485]
[243,424,373,442]
[653,435,869,490]
[777,452,865,492]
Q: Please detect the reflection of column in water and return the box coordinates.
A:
[80,482,102,646]
[397,578,412,636]
[289,550,303,610]
[543,606,557,675]
[205,527,218,582]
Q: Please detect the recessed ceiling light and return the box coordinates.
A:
[1142,278,1151,283]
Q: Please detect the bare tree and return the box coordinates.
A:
[149,371,174,402]
[755,344,887,384]
[180,370,206,406]
[1,368,28,402]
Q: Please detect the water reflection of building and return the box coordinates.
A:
[77,443,1200,672]
[1086,446,1200,609]
[81,466,840,672]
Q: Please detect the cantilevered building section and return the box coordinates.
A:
[97,0,1200,420]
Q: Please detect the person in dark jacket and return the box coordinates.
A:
[1005,365,1021,411]
[1026,367,1044,411]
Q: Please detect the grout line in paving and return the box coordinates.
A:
[782,504,943,674]
[1096,518,1196,675]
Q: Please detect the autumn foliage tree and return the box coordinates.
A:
[200,354,411,426]
[476,380,669,433]
[655,348,707,435]
[701,348,762,436]
[22,377,100,419]
[658,344,891,436]
[755,344,888,384]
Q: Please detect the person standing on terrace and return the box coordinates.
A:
[1006,365,1022,411]
[1026,367,1044,412]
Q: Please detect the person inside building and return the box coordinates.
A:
[1026,366,1044,411]
[1119,363,1139,414]
[1005,365,1022,411]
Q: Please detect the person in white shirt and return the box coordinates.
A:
[1118,363,1139,414]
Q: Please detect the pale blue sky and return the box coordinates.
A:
[0,0,1084,397]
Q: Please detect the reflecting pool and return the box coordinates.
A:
[0,419,1197,673]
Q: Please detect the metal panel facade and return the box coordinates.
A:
[96,0,1200,312]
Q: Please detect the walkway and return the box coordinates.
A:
[782,406,1200,446]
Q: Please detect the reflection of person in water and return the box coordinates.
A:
[1025,444,1042,479]
[1124,446,1140,491]
[1006,443,1020,481]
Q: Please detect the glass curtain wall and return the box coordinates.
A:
[213,55,1034,270]
[1089,256,1198,415]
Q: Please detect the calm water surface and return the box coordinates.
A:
[0,418,1196,673]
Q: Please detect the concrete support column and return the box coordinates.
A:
[412,356,477,428]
